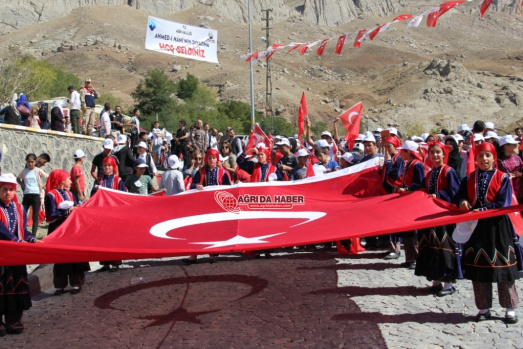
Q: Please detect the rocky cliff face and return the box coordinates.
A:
[0,0,410,36]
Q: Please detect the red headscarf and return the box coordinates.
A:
[476,141,497,163]
[204,148,220,166]
[102,156,117,171]
[426,141,450,165]
[46,169,70,195]
[258,147,271,164]
[384,136,401,149]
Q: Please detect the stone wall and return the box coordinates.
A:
[0,124,104,198]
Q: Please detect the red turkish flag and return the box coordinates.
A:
[393,14,413,22]
[339,102,363,150]
[246,52,259,62]
[368,25,385,40]
[426,9,440,27]
[335,35,347,54]
[353,30,367,48]
[306,152,319,177]
[466,134,476,175]
[288,43,302,53]
[316,39,329,56]
[480,0,493,18]
[245,124,271,150]
[298,92,307,139]
[428,1,465,27]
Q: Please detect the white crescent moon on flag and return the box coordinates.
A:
[348,112,359,126]
[149,211,326,240]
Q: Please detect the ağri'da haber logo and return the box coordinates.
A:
[214,191,305,213]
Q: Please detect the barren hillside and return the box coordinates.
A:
[1,1,523,134]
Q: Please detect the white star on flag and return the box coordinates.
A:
[191,233,284,249]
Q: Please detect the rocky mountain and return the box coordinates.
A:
[1,0,522,135]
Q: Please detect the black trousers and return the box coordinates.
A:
[22,193,40,235]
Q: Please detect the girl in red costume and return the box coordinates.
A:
[456,142,521,324]
[185,149,231,264]
[45,170,90,295]
[382,136,405,260]
[0,173,39,336]
[90,157,127,272]
[415,141,461,297]
[237,144,283,183]
[394,140,426,269]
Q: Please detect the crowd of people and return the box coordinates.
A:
[1,109,523,335]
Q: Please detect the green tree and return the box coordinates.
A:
[176,73,199,100]
[131,69,177,117]
[310,120,328,138]
[259,116,296,137]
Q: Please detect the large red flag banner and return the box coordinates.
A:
[1,158,523,266]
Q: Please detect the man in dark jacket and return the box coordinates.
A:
[114,135,135,182]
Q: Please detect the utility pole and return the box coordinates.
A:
[261,8,274,133]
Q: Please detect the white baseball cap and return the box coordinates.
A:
[137,141,148,149]
[362,131,376,143]
[73,149,86,159]
[484,131,499,140]
[353,143,364,152]
[341,152,355,164]
[485,122,494,129]
[102,138,114,150]
[321,131,333,139]
[388,127,398,136]
[167,155,180,169]
[473,133,485,142]
[117,135,128,144]
[315,139,330,148]
[398,140,419,152]
[276,138,290,146]
[499,135,519,146]
[296,149,309,157]
[457,124,470,132]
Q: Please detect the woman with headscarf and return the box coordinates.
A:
[415,141,462,297]
[444,135,465,179]
[456,142,521,324]
[44,170,90,295]
[50,101,66,132]
[0,94,21,125]
[0,173,39,335]
[16,94,31,126]
[90,157,126,272]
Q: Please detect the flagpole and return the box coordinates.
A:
[248,0,255,130]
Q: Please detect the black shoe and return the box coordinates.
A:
[54,289,65,296]
[209,258,216,264]
[0,329,6,337]
[400,262,416,269]
[70,287,81,295]
[97,266,111,272]
[436,287,456,297]
[384,252,400,260]
[265,253,272,259]
[505,313,518,324]
[182,259,197,265]
[427,284,443,294]
[6,328,23,335]
[108,266,119,273]
[475,310,491,322]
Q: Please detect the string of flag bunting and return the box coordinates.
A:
[240,0,501,64]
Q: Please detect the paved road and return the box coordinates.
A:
[2,248,523,348]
